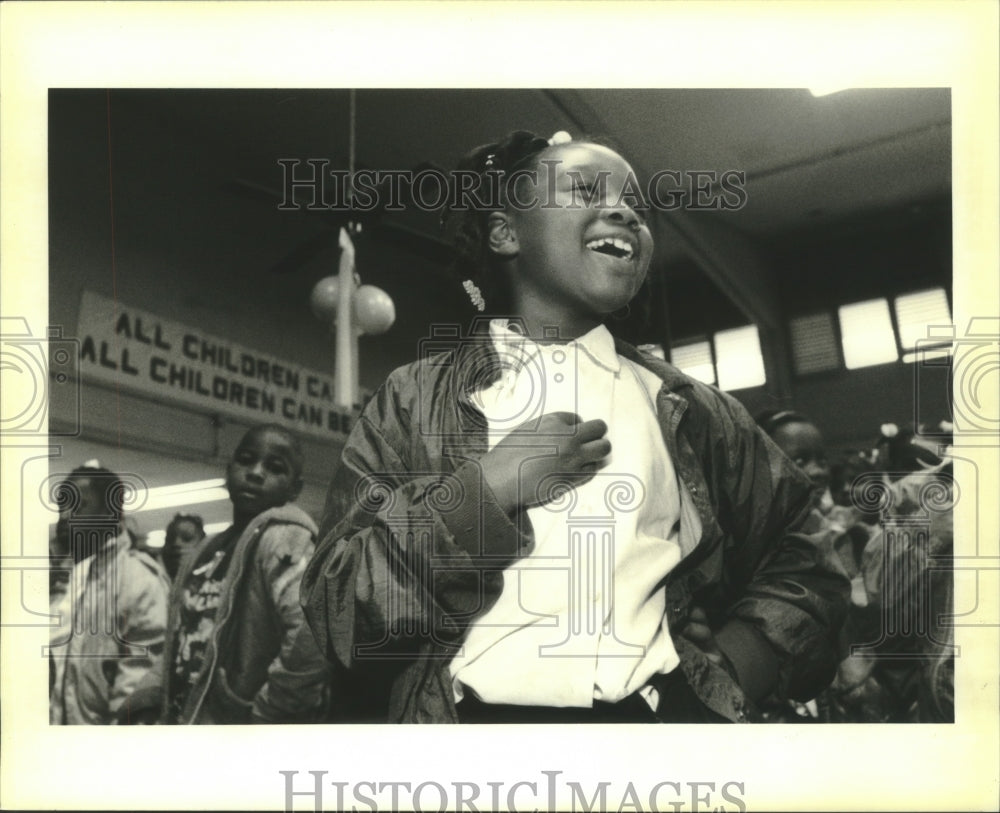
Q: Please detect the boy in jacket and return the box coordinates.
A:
[127,424,330,724]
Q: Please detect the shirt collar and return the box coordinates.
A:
[487,319,621,374]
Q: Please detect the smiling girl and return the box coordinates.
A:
[302,130,849,724]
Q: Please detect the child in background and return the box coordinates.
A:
[126,424,330,723]
[755,409,866,721]
[161,513,206,581]
[303,130,849,723]
[754,409,868,575]
[755,410,833,511]
[755,411,954,722]
[850,422,955,722]
[49,462,170,724]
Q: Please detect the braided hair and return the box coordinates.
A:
[441,130,554,314]
[754,409,812,438]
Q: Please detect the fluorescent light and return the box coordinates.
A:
[145,529,166,549]
[140,478,226,497]
[137,482,230,513]
[43,476,231,514]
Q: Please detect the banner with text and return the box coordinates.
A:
[75,291,355,441]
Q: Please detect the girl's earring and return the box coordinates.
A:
[463,280,486,312]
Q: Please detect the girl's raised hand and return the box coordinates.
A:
[479,412,611,514]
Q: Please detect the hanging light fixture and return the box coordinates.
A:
[309,89,396,408]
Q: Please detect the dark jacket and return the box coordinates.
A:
[302,331,851,723]
[158,504,331,723]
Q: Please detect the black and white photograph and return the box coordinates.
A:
[2,3,997,812]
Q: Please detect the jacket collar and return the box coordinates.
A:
[613,338,697,395]
[453,318,696,399]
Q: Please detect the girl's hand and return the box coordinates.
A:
[680,606,725,666]
[479,411,611,514]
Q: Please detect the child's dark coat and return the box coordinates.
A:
[303,334,851,723]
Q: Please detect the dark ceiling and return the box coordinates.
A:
[50,87,952,372]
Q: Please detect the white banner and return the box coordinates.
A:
[75,291,355,440]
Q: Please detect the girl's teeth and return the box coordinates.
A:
[586,237,633,259]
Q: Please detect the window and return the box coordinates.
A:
[838,298,899,369]
[789,312,840,374]
[671,340,716,385]
[895,287,953,363]
[714,325,767,390]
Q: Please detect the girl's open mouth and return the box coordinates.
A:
[585,236,635,261]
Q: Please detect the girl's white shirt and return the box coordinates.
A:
[451,320,685,708]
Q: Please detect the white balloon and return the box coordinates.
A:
[309,276,340,323]
[353,285,396,335]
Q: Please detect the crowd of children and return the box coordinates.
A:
[753,411,955,723]
[49,425,331,725]
[48,129,954,725]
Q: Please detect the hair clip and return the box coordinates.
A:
[548,130,572,146]
[462,280,486,312]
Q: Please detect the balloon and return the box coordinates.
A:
[309,276,340,323]
[353,284,396,335]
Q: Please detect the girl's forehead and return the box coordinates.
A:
[538,142,635,174]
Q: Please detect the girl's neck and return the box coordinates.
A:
[509,288,602,343]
